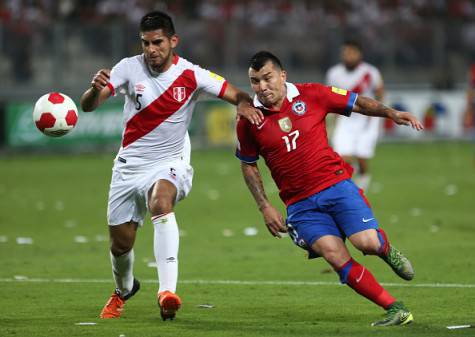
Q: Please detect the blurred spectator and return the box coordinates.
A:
[0,0,474,86]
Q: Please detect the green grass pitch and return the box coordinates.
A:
[0,142,474,337]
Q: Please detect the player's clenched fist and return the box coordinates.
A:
[91,69,111,92]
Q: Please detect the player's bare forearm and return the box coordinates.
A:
[353,96,424,130]
[81,69,112,112]
[353,96,394,118]
[240,162,287,237]
[80,87,101,112]
[222,84,264,124]
[241,162,270,210]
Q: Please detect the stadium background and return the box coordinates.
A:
[1,1,474,337]
[0,0,474,148]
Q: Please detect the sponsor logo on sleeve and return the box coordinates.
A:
[331,86,348,95]
[209,71,225,82]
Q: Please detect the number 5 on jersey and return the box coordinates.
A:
[282,130,300,152]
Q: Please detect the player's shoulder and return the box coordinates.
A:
[327,63,345,73]
[295,82,327,94]
[360,62,381,75]
[237,115,254,127]
[327,63,346,76]
[113,54,145,72]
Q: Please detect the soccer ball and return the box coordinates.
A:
[32,92,78,137]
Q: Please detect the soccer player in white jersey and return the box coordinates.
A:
[326,40,385,191]
[80,11,263,320]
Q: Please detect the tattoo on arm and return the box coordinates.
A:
[354,95,395,119]
[241,163,270,210]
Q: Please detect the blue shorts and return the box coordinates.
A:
[286,179,379,258]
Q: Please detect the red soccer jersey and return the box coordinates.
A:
[236,82,357,206]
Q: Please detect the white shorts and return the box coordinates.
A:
[107,158,194,226]
[332,114,380,159]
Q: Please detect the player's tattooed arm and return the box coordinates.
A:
[353,96,424,131]
[241,162,287,238]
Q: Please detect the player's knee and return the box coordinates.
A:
[354,236,381,255]
[110,239,133,256]
[321,248,349,269]
[149,196,174,215]
[109,232,135,256]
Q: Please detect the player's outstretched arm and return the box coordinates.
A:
[241,162,287,238]
[353,96,424,131]
[80,69,113,112]
[221,83,264,125]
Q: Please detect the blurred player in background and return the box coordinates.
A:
[326,40,384,191]
[236,51,423,326]
[80,11,262,320]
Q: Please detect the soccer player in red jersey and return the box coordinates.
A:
[236,51,423,327]
[80,11,263,321]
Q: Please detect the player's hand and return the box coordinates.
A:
[392,111,424,131]
[91,69,111,92]
[237,101,264,125]
[260,205,287,238]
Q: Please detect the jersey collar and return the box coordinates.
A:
[253,82,300,108]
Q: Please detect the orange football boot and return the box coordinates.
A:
[158,291,182,320]
[100,278,140,319]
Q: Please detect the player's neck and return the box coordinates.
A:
[150,56,174,74]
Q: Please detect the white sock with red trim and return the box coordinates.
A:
[110,249,134,296]
[152,212,179,293]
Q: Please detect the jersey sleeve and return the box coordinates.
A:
[108,58,129,96]
[193,65,228,98]
[314,83,358,116]
[235,118,259,163]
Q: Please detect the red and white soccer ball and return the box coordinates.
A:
[32,92,78,137]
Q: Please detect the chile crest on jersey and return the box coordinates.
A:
[292,100,306,116]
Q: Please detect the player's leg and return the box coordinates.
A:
[148,178,182,320]
[311,235,413,326]
[100,166,144,319]
[311,236,395,308]
[355,157,371,191]
[100,221,141,318]
[349,228,414,281]
[354,117,379,190]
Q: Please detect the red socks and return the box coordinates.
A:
[337,258,395,309]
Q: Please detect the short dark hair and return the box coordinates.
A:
[249,51,283,71]
[140,11,175,36]
[343,39,362,51]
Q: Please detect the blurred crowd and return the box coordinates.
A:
[1,0,474,85]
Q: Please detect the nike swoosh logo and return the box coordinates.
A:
[362,218,374,223]
[356,268,365,283]
[257,120,267,130]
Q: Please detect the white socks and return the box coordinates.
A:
[152,212,179,293]
[110,249,134,296]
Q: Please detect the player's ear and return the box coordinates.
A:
[170,35,179,49]
[281,70,287,82]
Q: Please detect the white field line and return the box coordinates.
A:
[0,277,475,289]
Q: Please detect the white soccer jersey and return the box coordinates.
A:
[326,62,383,159]
[108,54,227,166]
[325,62,382,98]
